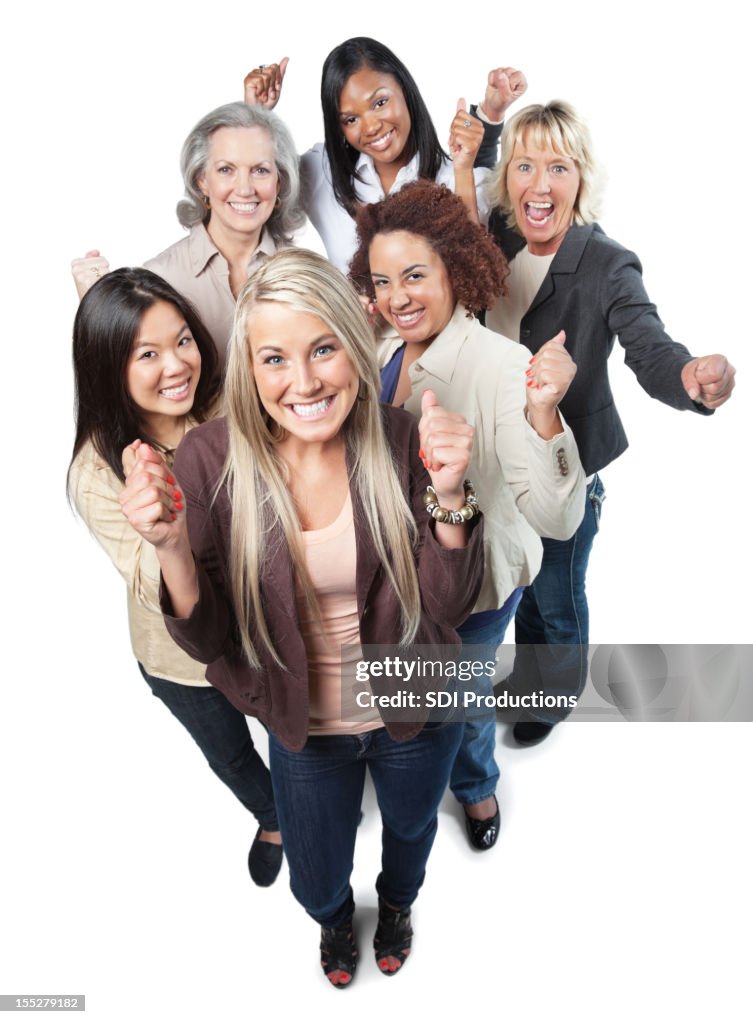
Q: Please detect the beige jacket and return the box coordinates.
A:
[69,437,208,687]
[378,305,586,612]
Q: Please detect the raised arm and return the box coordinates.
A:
[418,388,475,550]
[70,443,167,613]
[604,246,736,413]
[496,341,585,541]
[119,442,199,618]
[474,66,529,170]
[480,67,528,124]
[680,355,735,409]
[448,99,484,224]
[243,58,289,109]
[71,250,110,301]
[524,330,576,440]
[403,400,485,628]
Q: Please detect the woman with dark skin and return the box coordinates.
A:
[243,39,527,270]
[350,181,585,848]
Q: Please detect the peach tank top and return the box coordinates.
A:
[298,493,381,736]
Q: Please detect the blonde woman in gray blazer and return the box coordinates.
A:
[486,101,736,745]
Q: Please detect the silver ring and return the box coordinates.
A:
[463,119,471,128]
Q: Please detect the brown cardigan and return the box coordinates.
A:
[161,405,484,751]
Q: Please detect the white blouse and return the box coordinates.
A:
[300,144,490,274]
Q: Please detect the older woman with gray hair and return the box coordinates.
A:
[485,100,736,744]
[72,102,305,359]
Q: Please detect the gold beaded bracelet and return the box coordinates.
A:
[422,480,480,525]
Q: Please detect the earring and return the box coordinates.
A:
[202,194,211,209]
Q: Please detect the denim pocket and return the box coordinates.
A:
[589,474,606,532]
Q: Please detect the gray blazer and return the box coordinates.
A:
[488,216,711,475]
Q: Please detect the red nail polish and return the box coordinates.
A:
[175,502,183,510]
[167,474,175,485]
[528,357,535,365]
[171,513,177,521]
[527,379,534,388]
[525,368,533,377]
[173,490,182,500]
[419,449,425,459]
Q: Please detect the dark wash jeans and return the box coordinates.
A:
[139,664,278,832]
[511,473,606,725]
[269,722,463,928]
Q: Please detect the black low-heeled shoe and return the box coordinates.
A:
[320,917,358,988]
[374,897,413,976]
[247,827,283,887]
[463,796,500,851]
[513,720,554,746]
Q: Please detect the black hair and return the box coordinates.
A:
[321,37,446,217]
[68,267,220,486]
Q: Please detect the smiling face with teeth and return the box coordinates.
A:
[506,134,581,256]
[368,231,456,346]
[126,301,201,444]
[338,67,412,184]
[248,302,359,451]
[198,125,279,249]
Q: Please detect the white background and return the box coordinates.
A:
[1,1,750,1021]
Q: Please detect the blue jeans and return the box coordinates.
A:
[139,664,278,832]
[511,473,606,725]
[268,722,463,928]
[449,590,524,805]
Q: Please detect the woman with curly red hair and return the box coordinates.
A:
[350,181,586,850]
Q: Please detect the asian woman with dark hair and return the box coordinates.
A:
[68,267,283,886]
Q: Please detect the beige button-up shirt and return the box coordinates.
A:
[378,305,586,612]
[144,223,278,362]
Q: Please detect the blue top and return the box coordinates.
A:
[379,344,406,406]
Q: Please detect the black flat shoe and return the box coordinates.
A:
[374,897,413,976]
[320,917,358,988]
[513,721,554,746]
[247,827,283,887]
[464,796,500,851]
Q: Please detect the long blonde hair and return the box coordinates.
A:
[221,248,421,668]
